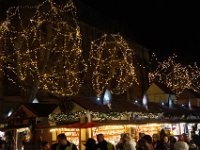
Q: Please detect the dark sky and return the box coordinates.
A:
[77,0,200,64]
[0,0,199,64]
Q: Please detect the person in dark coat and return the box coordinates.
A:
[51,133,77,150]
[96,134,115,150]
[84,138,96,150]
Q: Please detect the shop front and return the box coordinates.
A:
[49,109,200,150]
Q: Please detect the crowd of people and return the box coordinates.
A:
[1,129,200,150]
[39,129,200,150]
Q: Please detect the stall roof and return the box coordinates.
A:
[22,103,58,117]
[70,96,198,115]
[71,96,147,112]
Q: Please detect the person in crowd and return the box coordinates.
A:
[169,135,177,150]
[41,141,50,150]
[84,138,96,150]
[96,133,115,150]
[141,135,154,150]
[136,138,151,150]
[116,136,124,150]
[174,135,189,150]
[0,137,6,150]
[136,133,145,149]
[51,133,77,150]
[188,140,199,150]
[22,133,32,150]
[152,134,159,149]
[155,132,169,150]
[138,133,145,141]
[122,134,136,150]
[191,132,200,148]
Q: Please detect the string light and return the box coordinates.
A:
[149,53,200,95]
[188,63,200,93]
[49,111,86,123]
[49,110,200,123]
[0,0,86,98]
[48,111,163,123]
[89,33,138,96]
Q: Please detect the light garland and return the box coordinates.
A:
[149,53,200,95]
[1,0,86,98]
[89,33,138,96]
[49,111,86,123]
[49,111,200,123]
[48,111,163,123]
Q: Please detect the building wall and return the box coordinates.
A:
[176,98,200,107]
[146,83,176,103]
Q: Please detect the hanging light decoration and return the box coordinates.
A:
[89,33,138,96]
[1,0,86,98]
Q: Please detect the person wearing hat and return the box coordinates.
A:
[51,133,77,150]
[84,138,96,150]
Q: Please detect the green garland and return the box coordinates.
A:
[48,111,163,123]
[49,111,86,123]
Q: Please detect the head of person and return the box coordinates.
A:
[57,133,67,145]
[139,133,145,140]
[137,138,149,150]
[84,138,96,149]
[152,134,159,142]
[142,135,153,144]
[122,134,131,143]
[178,135,184,142]
[96,134,104,143]
[42,141,50,150]
[163,135,169,143]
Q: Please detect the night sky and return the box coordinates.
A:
[0,0,199,64]
[76,0,200,64]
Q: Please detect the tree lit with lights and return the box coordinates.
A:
[89,33,138,96]
[0,0,86,100]
[188,63,200,93]
[149,53,200,95]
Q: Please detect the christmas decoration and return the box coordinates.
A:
[149,53,200,95]
[48,111,163,123]
[0,0,86,100]
[89,33,138,96]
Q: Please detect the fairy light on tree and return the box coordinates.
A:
[1,0,85,101]
[149,53,200,95]
[89,33,137,96]
[188,63,200,93]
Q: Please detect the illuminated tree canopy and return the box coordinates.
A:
[0,0,85,100]
[149,53,200,95]
[1,0,200,102]
[89,33,138,96]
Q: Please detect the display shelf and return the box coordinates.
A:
[92,125,127,145]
